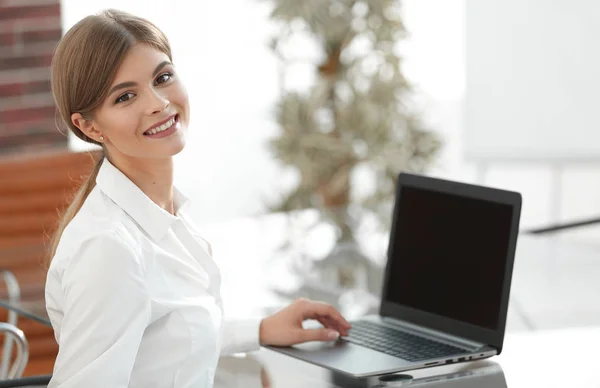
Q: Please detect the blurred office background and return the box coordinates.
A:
[61,0,600,240]
[2,0,600,378]
[3,0,600,237]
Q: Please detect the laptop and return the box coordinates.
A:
[267,172,522,377]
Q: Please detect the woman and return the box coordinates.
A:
[45,9,350,388]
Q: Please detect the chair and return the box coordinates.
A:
[0,322,50,387]
[0,323,28,381]
[0,150,101,374]
[0,270,20,379]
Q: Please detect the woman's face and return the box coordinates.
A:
[86,43,189,161]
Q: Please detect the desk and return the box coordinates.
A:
[509,236,600,330]
[216,350,506,387]
[498,326,600,387]
[214,326,600,387]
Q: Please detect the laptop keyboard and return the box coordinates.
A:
[341,320,469,362]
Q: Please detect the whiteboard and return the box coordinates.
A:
[465,0,600,163]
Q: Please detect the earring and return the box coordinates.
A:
[99,136,104,141]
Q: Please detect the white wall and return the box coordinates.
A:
[462,0,600,242]
[389,0,600,242]
[465,0,600,162]
[62,0,600,243]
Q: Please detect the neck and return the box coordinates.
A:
[108,154,176,215]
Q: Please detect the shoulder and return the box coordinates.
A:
[51,224,142,278]
[46,227,146,309]
[50,187,144,274]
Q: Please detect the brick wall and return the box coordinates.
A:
[0,0,67,156]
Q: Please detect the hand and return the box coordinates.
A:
[259,298,352,347]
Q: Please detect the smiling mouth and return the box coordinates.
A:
[143,114,179,136]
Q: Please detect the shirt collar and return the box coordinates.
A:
[96,158,191,242]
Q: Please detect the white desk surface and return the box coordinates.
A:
[500,325,600,387]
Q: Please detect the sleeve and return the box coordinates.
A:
[195,230,261,356]
[219,317,262,356]
[48,230,151,388]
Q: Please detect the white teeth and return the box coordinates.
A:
[146,117,175,135]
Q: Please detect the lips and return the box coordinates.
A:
[143,114,178,136]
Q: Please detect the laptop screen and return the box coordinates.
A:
[384,185,514,331]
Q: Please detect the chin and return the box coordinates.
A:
[170,143,186,156]
[161,138,186,156]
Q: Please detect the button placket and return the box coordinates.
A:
[172,221,222,298]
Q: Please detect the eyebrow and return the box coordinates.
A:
[107,61,172,96]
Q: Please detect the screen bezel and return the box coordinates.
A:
[379,173,522,354]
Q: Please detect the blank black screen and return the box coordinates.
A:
[385,186,513,330]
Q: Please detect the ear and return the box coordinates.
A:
[71,112,103,142]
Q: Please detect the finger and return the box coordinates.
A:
[315,316,350,336]
[298,328,340,343]
[312,315,350,337]
[302,302,352,330]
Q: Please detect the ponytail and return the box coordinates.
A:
[46,151,104,267]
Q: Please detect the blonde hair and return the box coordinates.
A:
[48,9,172,264]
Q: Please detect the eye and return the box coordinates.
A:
[115,92,135,104]
[155,72,173,85]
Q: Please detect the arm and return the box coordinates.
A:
[220,317,262,356]
[218,299,352,355]
[48,230,151,388]
[197,235,261,356]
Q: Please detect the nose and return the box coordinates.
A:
[146,88,169,115]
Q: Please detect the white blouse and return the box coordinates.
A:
[45,158,261,388]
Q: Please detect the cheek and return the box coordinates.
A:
[171,81,190,114]
[98,107,142,140]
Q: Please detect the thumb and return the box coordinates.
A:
[299,328,340,343]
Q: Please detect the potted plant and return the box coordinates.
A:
[264,0,441,310]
